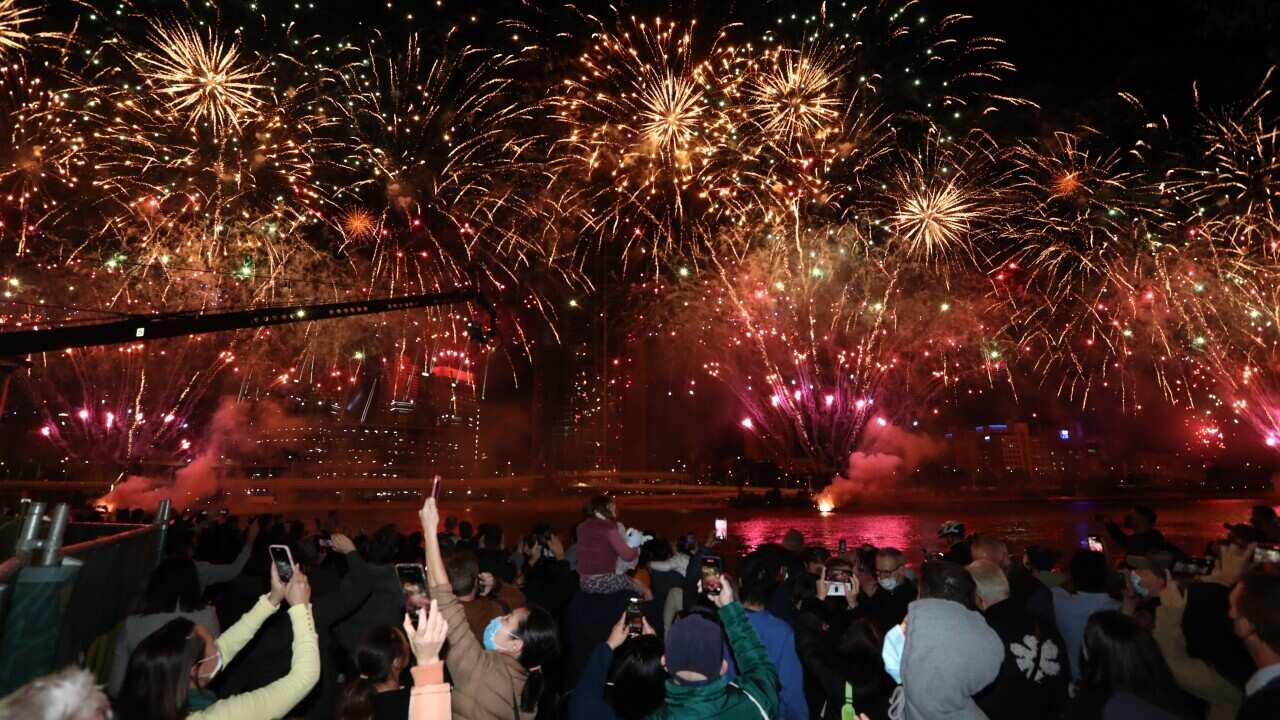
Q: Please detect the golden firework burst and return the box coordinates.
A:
[0,0,39,57]
[341,207,378,240]
[131,22,266,134]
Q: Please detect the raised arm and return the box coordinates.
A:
[420,499,491,684]
[713,579,779,717]
[195,522,258,590]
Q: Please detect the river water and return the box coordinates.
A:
[334,496,1276,556]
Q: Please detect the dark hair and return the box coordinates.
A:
[138,558,205,615]
[364,525,400,565]
[1076,611,1195,719]
[445,515,458,531]
[446,550,480,596]
[514,605,560,713]
[918,561,977,609]
[606,635,667,720]
[336,625,407,720]
[1070,550,1110,593]
[585,495,615,521]
[478,523,503,549]
[639,537,673,569]
[837,617,894,709]
[1133,506,1157,526]
[804,547,831,566]
[739,546,787,607]
[1237,570,1280,652]
[458,521,474,540]
[115,618,197,720]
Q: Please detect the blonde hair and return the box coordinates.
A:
[967,560,1010,604]
[0,666,111,720]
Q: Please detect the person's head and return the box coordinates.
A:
[444,515,458,532]
[446,550,480,598]
[484,605,559,713]
[874,547,907,591]
[639,536,674,569]
[966,560,1010,611]
[295,536,327,571]
[969,535,1010,571]
[1126,505,1157,532]
[938,520,966,544]
[1024,544,1059,573]
[0,667,111,720]
[606,635,667,720]
[663,608,727,685]
[138,557,204,615]
[1229,570,1280,664]
[115,618,220,720]
[803,546,831,576]
[1079,611,1194,718]
[364,524,400,565]
[918,560,977,609]
[739,545,788,609]
[337,625,410,720]
[1125,552,1173,599]
[478,523,503,550]
[1250,504,1278,529]
[458,520,474,540]
[782,528,804,553]
[1069,549,1110,593]
[825,556,854,590]
[585,495,617,521]
[838,615,885,660]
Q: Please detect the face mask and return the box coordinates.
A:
[483,617,518,652]
[882,623,905,684]
[878,576,899,592]
[1129,570,1149,597]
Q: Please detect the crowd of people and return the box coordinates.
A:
[2,497,1280,720]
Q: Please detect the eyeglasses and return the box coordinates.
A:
[874,565,903,578]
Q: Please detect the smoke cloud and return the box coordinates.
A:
[818,424,944,509]
[101,398,293,512]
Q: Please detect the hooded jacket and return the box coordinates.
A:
[899,598,1003,720]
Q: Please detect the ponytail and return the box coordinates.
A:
[514,605,560,714]
[336,625,406,720]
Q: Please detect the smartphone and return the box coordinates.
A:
[838,538,848,553]
[396,563,429,623]
[1254,544,1280,564]
[1172,556,1215,576]
[714,518,727,541]
[1086,535,1104,553]
[317,538,334,549]
[701,555,723,596]
[827,567,851,596]
[431,474,442,500]
[625,596,644,638]
[268,544,294,582]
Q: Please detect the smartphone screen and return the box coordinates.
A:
[625,596,644,637]
[431,475,442,500]
[701,555,723,595]
[714,518,727,541]
[1087,535,1104,553]
[269,545,294,583]
[1254,545,1280,564]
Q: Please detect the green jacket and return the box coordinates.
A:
[647,602,780,720]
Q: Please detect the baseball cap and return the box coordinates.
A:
[664,612,725,685]
[1125,550,1175,575]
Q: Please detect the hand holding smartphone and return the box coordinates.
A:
[431,475,442,500]
[625,596,644,638]
[269,544,294,583]
[701,556,723,596]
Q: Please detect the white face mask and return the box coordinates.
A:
[878,576,899,592]
[882,623,905,684]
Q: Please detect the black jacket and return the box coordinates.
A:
[974,599,1069,720]
[1182,582,1255,688]
[858,579,915,634]
[1239,674,1280,720]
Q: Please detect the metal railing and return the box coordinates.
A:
[0,499,170,695]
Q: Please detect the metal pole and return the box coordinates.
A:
[13,501,44,556]
[36,504,69,567]
[154,499,171,526]
[154,499,171,560]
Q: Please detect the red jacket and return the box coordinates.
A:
[574,517,638,576]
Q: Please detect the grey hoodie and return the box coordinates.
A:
[899,598,1003,720]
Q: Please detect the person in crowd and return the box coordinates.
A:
[1103,505,1168,555]
[1151,570,1242,720]
[1025,545,1067,588]
[726,551,808,720]
[968,559,1069,720]
[421,498,560,720]
[781,528,805,556]
[859,547,915,633]
[171,516,258,591]
[1182,541,1256,689]
[938,520,972,565]
[457,521,476,551]
[895,561,1002,720]
[799,615,896,720]
[568,611,666,720]
[518,531,575,618]
[439,516,460,549]
[971,534,1055,628]
[0,666,112,720]
[1247,505,1280,542]
[479,569,528,615]
[114,561,318,720]
[648,572,779,719]
[477,523,517,584]
[1053,549,1122,682]
[334,524,406,655]
[335,600,452,720]
[447,550,507,642]
[575,495,650,598]
[212,533,372,720]
[108,556,223,697]
[1230,569,1280,719]
[1066,610,1199,720]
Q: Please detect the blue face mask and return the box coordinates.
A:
[878,577,899,592]
[483,617,518,652]
[882,623,905,684]
[1130,570,1149,597]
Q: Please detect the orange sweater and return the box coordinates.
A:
[409,662,452,720]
